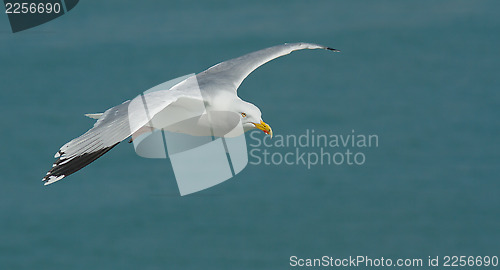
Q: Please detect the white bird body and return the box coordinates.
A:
[43,42,339,185]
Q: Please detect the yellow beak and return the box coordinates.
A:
[253,120,273,138]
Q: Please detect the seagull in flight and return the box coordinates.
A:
[43,42,339,185]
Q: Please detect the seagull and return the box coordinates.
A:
[42,42,339,185]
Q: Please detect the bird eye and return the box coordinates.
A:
[241,113,247,117]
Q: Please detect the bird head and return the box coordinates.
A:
[238,101,273,138]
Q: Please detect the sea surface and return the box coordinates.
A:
[1,1,499,269]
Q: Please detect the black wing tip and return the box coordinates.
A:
[42,143,120,186]
[326,47,340,52]
[42,174,66,185]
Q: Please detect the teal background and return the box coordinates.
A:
[1,1,499,269]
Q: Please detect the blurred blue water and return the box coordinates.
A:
[0,1,499,269]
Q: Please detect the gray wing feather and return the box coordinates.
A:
[44,82,201,184]
[196,42,338,91]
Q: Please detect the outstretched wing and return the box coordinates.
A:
[196,42,339,91]
[43,79,202,185]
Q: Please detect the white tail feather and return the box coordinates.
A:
[84,113,103,119]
